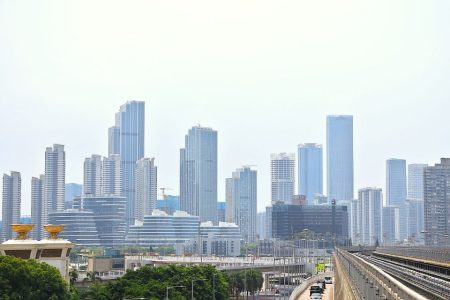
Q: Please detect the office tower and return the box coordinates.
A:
[257,212,266,240]
[382,206,400,245]
[102,154,122,196]
[135,158,157,222]
[2,172,21,241]
[386,159,407,240]
[83,154,102,196]
[407,164,427,242]
[108,126,120,156]
[337,200,356,243]
[271,153,295,204]
[225,178,233,223]
[217,202,226,222]
[180,126,218,223]
[115,101,145,226]
[424,159,450,246]
[272,203,348,242]
[65,183,82,209]
[357,188,383,245]
[43,144,65,235]
[225,167,257,242]
[298,143,323,204]
[31,175,44,239]
[326,115,354,201]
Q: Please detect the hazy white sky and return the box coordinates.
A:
[1,1,450,215]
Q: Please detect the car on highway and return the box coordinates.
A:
[310,293,322,300]
[310,284,323,295]
[324,276,333,284]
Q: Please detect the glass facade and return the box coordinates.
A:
[386,158,407,240]
[2,172,21,241]
[298,143,323,204]
[115,101,145,227]
[407,163,427,241]
[180,126,218,223]
[326,115,354,201]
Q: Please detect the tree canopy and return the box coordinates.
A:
[0,255,72,300]
[81,264,228,300]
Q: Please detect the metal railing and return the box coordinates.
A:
[335,248,427,300]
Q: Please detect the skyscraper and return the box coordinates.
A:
[382,206,400,245]
[108,126,120,156]
[180,126,218,223]
[326,115,354,201]
[135,158,157,222]
[271,153,295,204]
[31,175,44,239]
[225,166,257,242]
[357,188,382,245]
[407,163,427,242]
[102,154,122,196]
[43,144,65,237]
[424,158,450,246]
[386,159,407,240]
[115,101,145,226]
[2,172,21,241]
[298,143,323,204]
[83,154,102,196]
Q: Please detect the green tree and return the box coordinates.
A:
[243,269,263,296]
[0,255,72,299]
[69,270,78,285]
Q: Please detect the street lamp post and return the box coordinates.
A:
[213,273,216,300]
[166,285,184,300]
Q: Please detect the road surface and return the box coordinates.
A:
[296,279,334,300]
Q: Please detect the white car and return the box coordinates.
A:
[324,276,333,284]
[310,293,322,300]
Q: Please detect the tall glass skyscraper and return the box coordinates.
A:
[407,163,427,241]
[326,115,354,201]
[298,143,323,204]
[83,154,102,196]
[108,126,120,156]
[386,158,407,240]
[31,175,45,239]
[2,171,21,241]
[180,126,218,223]
[271,153,295,204]
[115,101,145,227]
[225,166,257,242]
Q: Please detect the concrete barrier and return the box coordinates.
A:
[289,271,333,300]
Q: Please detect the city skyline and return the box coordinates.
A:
[2,2,450,215]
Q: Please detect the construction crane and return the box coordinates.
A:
[159,187,173,214]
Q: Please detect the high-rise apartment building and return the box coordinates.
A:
[102,154,121,196]
[108,126,120,156]
[225,167,257,242]
[386,159,407,240]
[31,175,44,239]
[135,158,157,222]
[180,126,218,223]
[43,144,65,237]
[298,143,323,204]
[407,164,427,242]
[115,101,145,226]
[83,154,102,196]
[357,188,383,245]
[326,115,354,202]
[257,212,266,240]
[2,172,21,241]
[382,206,400,245]
[424,159,450,246]
[271,153,295,204]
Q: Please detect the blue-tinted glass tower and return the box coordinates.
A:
[298,143,323,204]
[326,115,354,201]
[180,126,218,224]
[386,158,407,240]
[115,101,145,227]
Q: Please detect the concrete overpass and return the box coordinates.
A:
[333,247,450,299]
